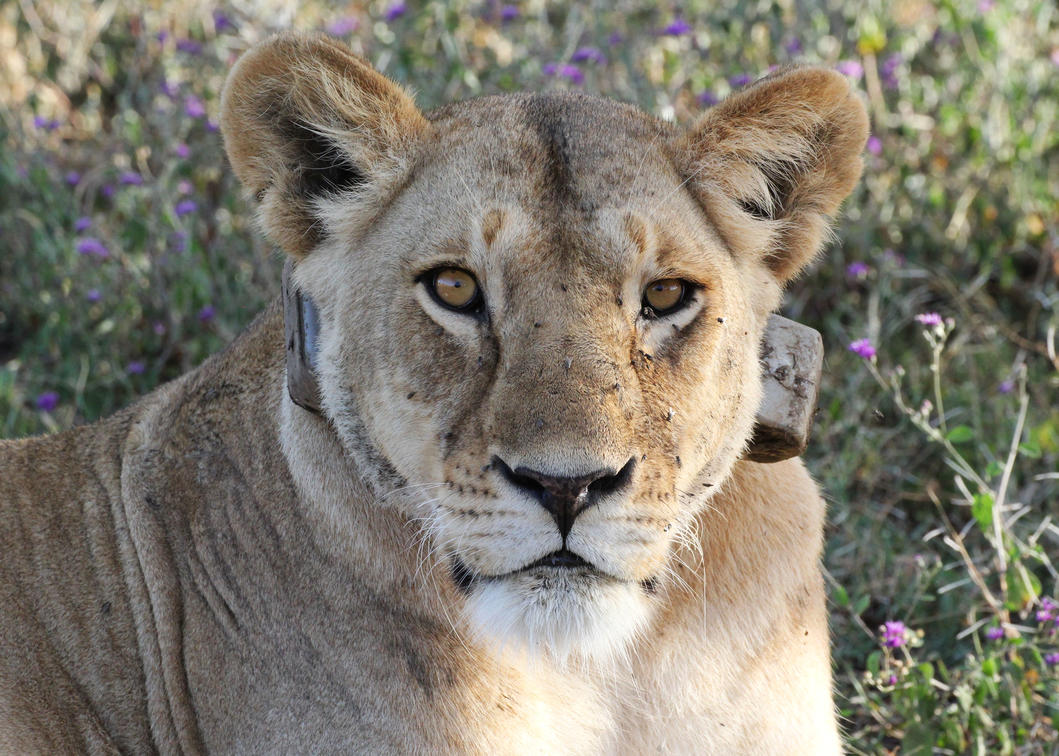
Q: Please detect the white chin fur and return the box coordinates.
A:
[463,571,652,666]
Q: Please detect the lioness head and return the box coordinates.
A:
[221,33,867,662]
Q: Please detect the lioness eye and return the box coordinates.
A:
[642,278,687,315]
[429,268,482,312]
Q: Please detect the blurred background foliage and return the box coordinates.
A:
[1,0,1057,751]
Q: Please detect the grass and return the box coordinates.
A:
[2,0,1057,751]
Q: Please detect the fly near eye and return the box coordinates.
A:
[432,268,481,311]
[642,278,686,315]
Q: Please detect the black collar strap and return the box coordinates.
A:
[282,259,324,415]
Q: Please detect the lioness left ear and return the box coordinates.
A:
[672,68,869,283]
[220,32,430,258]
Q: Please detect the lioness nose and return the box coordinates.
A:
[493,456,636,539]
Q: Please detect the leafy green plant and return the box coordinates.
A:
[841,315,1058,752]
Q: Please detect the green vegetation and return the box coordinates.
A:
[2,0,1056,751]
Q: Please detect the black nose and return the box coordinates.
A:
[493,456,636,539]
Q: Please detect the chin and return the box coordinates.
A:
[461,568,653,666]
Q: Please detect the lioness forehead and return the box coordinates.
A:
[424,92,679,210]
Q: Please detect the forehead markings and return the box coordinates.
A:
[480,208,505,248]
[622,212,649,260]
[520,95,579,212]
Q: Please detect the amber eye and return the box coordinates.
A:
[428,268,482,312]
[642,278,688,316]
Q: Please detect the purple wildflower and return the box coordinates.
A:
[86,288,102,303]
[119,171,143,186]
[35,392,60,412]
[175,199,197,217]
[836,60,863,80]
[607,32,624,46]
[977,0,995,10]
[160,79,180,99]
[205,119,219,133]
[1037,598,1058,623]
[1046,653,1059,666]
[156,30,169,45]
[74,216,92,233]
[101,184,115,198]
[543,63,584,84]
[728,73,752,88]
[697,91,719,107]
[198,305,216,322]
[326,16,358,36]
[846,261,871,279]
[881,620,907,648]
[985,626,1004,641]
[572,47,606,65]
[65,171,81,186]
[887,674,897,685]
[784,38,803,55]
[76,238,109,258]
[998,379,1015,395]
[500,5,519,22]
[661,18,692,36]
[178,180,193,195]
[915,312,943,327]
[848,339,876,360]
[184,95,206,119]
[1052,49,1059,67]
[559,64,584,85]
[33,115,52,130]
[880,53,902,90]
[175,38,203,55]
[175,143,190,159]
[867,136,882,155]
[384,1,407,22]
[213,10,236,32]
[153,321,167,336]
[126,361,146,375]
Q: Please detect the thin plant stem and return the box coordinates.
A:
[930,338,947,436]
[992,365,1030,577]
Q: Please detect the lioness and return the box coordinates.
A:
[0,33,867,753]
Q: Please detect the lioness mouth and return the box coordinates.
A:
[450,549,595,593]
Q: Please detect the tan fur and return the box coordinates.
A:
[0,33,867,753]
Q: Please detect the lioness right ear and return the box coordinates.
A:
[672,67,869,284]
[220,33,429,258]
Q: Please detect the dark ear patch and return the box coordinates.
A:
[283,119,366,199]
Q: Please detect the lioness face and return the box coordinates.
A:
[222,35,868,661]
[301,95,773,660]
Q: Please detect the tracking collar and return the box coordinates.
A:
[282,259,324,414]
